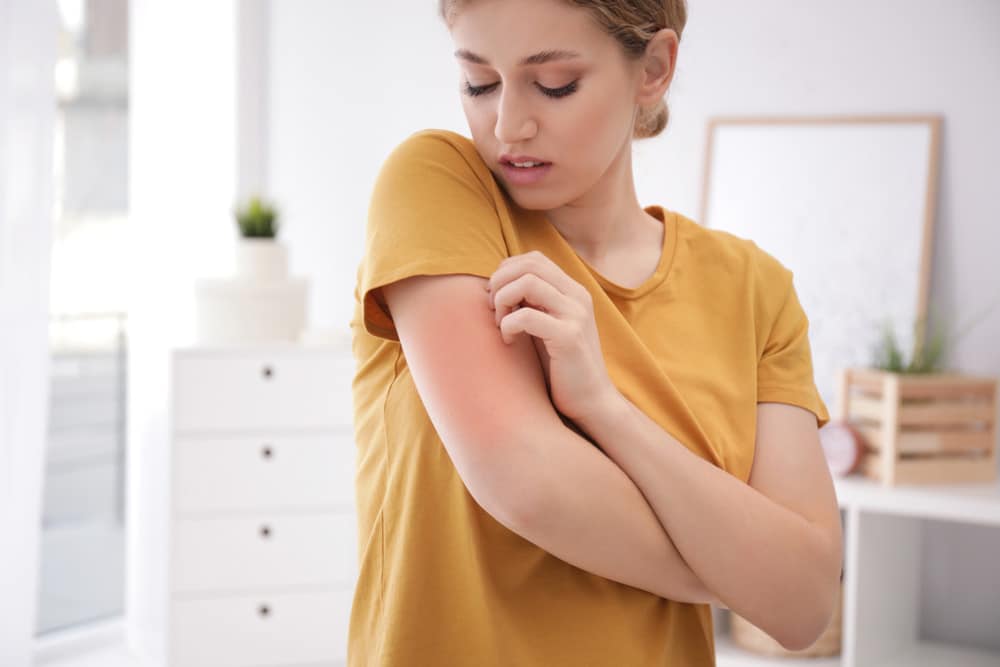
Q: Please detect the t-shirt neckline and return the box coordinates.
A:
[545,205,677,300]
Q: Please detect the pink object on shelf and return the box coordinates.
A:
[819,420,864,476]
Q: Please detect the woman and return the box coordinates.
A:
[348,1,843,664]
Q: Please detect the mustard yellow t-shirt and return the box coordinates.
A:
[348,128,830,666]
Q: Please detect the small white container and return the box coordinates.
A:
[235,238,288,281]
[194,277,308,344]
[194,236,310,344]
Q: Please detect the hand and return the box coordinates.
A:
[487,251,616,424]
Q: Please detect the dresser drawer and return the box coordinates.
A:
[169,587,351,666]
[172,351,353,431]
[173,432,355,513]
[172,512,356,593]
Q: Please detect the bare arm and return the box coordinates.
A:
[504,401,715,603]
[571,392,842,650]
[382,273,717,604]
[552,410,730,608]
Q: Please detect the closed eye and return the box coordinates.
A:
[462,80,579,99]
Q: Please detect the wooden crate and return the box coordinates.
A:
[834,368,998,485]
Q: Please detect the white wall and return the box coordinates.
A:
[266,0,1000,650]
[268,0,469,339]
[126,1,239,661]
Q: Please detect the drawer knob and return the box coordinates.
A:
[261,364,274,379]
[261,445,273,459]
[260,524,271,538]
[258,603,271,618]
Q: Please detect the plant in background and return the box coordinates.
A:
[870,291,1000,374]
[234,196,280,239]
[870,313,947,373]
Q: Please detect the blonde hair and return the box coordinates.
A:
[439,0,687,139]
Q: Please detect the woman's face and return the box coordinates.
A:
[449,0,641,210]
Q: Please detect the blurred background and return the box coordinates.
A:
[2,1,999,666]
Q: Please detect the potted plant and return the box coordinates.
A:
[193,195,309,344]
[233,196,287,281]
[835,305,999,485]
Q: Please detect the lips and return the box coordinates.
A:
[500,153,551,166]
[499,160,552,186]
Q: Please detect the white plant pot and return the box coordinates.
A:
[236,237,288,281]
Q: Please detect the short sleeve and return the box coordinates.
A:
[756,271,831,430]
[357,130,508,341]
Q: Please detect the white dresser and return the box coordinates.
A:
[167,341,357,666]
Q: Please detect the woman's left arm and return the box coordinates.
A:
[574,394,843,652]
[487,250,842,649]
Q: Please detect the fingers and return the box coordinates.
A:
[488,251,594,344]
[489,251,587,304]
[498,305,564,345]
[492,272,571,328]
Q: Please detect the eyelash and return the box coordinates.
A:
[463,80,579,99]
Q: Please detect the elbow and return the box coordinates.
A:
[777,576,841,652]
[779,617,832,653]
[477,420,559,533]
[496,467,548,534]
[780,523,842,651]
[779,625,822,653]
[487,480,540,534]
[467,437,547,535]
[464,466,536,534]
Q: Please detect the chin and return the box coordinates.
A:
[497,182,560,212]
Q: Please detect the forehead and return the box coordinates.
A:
[449,0,613,68]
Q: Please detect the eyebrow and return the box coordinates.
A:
[454,48,583,67]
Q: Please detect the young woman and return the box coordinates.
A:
[348,1,843,664]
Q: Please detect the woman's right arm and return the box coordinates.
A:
[381,272,720,605]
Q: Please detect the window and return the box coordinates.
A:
[38,0,129,635]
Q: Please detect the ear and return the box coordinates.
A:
[634,28,678,108]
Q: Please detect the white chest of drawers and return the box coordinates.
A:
[167,341,357,666]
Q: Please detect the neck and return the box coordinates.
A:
[544,137,653,264]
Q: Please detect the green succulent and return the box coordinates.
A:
[234,196,280,239]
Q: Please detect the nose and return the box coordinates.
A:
[494,86,537,144]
